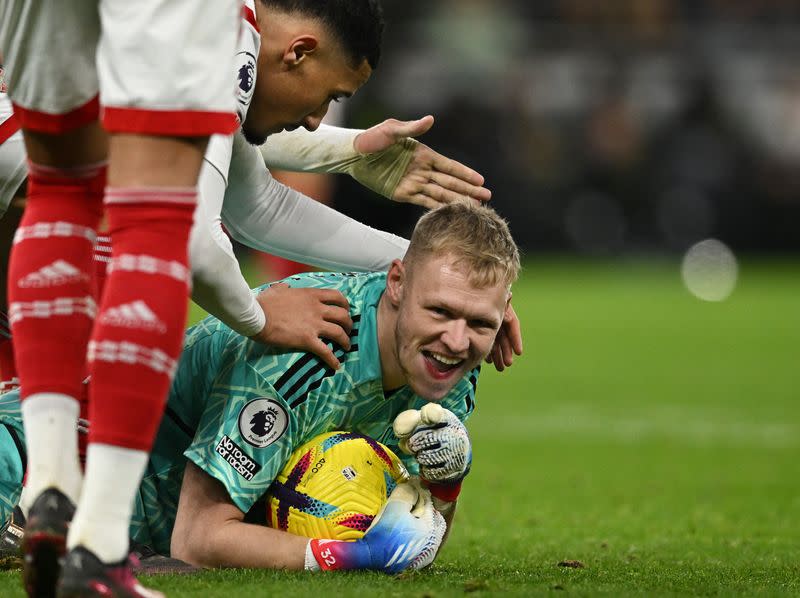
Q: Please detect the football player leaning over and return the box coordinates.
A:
[0,202,520,574]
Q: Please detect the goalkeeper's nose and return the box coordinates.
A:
[440,319,469,355]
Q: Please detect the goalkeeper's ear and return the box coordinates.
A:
[385,259,406,306]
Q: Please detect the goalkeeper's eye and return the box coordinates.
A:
[468,318,495,331]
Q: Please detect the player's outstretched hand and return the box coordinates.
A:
[306,481,446,573]
[353,116,492,209]
[251,283,353,370]
[486,302,523,372]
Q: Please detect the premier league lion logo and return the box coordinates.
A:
[234,52,257,107]
[249,407,278,437]
[239,398,288,448]
[238,61,254,93]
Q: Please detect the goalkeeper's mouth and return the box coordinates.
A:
[422,350,464,377]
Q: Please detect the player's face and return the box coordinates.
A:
[243,42,372,145]
[390,254,508,401]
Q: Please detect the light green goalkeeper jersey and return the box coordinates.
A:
[139,271,478,553]
[0,271,480,554]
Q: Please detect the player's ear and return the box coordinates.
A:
[283,35,319,66]
[385,259,406,306]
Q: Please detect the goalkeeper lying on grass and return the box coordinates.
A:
[0,202,520,574]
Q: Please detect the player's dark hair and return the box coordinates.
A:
[260,0,384,69]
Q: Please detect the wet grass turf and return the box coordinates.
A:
[1,258,797,596]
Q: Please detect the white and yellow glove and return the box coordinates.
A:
[393,404,472,511]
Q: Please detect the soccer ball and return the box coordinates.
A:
[266,431,408,541]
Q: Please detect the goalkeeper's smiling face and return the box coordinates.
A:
[383,253,509,401]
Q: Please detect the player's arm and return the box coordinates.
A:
[260,117,491,209]
[223,133,409,272]
[171,462,446,573]
[190,153,265,337]
[170,461,308,569]
[189,138,352,370]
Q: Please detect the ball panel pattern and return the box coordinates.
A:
[266,431,408,541]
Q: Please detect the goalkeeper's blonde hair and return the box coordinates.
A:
[405,202,520,289]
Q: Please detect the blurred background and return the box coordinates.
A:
[286,0,800,262]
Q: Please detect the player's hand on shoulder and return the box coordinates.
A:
[251,283,353,370]
[306,480,446,573]
[353,115,492,210]
[486,301,522,372]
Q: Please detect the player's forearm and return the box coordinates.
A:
[190,155,265,337]
[172,462,309,570]
[224,142,409,271]
[175,518,308,570]
[260,124,361,174]
[189,273,263,337]
[223,193,409,272]
[259,125,413,200]
[439,500,457,548]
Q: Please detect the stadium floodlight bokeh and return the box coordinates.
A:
[681,238,738,301]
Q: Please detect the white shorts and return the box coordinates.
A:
[0,95,25,217]
[0,0,241,136]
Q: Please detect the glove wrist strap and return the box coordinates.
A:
[424,479,462,503]
[309,538,370,571]
[305,540,322,571]
[309,539,344,571]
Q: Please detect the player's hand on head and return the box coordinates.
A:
[353,116,491,210]
[486,302,522,372]
[306,480,446,573]
[393,404,472,486]
[251,284,352,370]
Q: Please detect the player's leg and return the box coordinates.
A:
[0,2,109,594]
[0,189,24,395]
[0,103,27,395]
[13,125,106,597]
[60,0,240,589]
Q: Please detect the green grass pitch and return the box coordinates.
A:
[1,258,797,596]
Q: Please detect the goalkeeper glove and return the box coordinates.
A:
[393,403,472,506]
[305,481,445,574]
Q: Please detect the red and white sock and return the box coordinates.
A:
[7,160,105,505]
[92,234,112,301]
[69,443,148,563]
[68,186,196,562]
[0,312,18,393]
